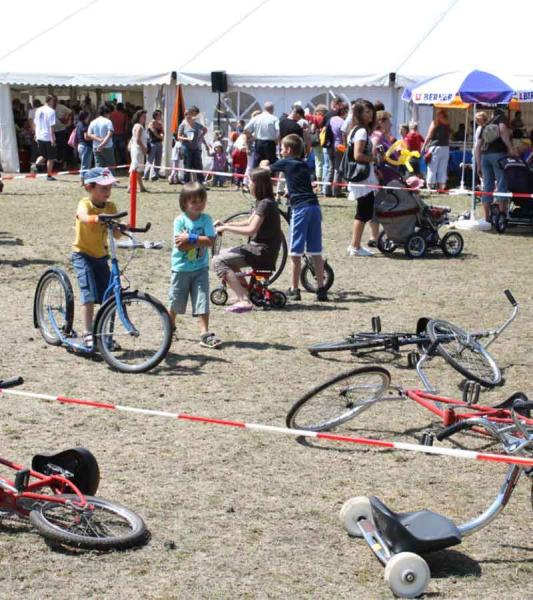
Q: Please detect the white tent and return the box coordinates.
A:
[1,0,532,172]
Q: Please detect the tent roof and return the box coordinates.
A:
[0,0,532,88]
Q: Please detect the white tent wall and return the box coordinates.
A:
[0,84,19,172]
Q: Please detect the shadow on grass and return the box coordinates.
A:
[222,340,296,351]
[284,303,349,312]
[0,258,56,268]
[331,290,394,304]
[427,549,482,578]
[381,251,478,261]
[153,350,229,375]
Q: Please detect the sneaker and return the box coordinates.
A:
[286,288,301,301]
[46,175,57,181]
[200,332,222,348]
[347,246,374,257]
[30,164,38,175]
[82,333,94,350]
[367,239,378,248]
[316,287,329,301]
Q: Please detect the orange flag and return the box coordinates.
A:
[171,84,186,134]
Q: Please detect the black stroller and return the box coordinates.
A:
[492,156,533,233]
[374,175,464,258]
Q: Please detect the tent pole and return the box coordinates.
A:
[471,103,476,215]
[459,105,468,190]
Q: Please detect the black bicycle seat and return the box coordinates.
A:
[369,496,462,554]
[495,392,531,417]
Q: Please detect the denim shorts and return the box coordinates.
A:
[71,252,110,305]
[289,203,323,256]
[169,268,209,316]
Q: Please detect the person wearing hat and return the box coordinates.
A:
[209,140,228,187]
[71,167,125,348]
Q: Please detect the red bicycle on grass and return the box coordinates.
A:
[210,268,287,309]
[0,377,149,550]
[285,364,533,436]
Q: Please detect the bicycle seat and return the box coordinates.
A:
[369,496,462,555]
[32,447,100,495]
[495,392,531,417]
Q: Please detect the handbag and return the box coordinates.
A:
[340,127,371,182]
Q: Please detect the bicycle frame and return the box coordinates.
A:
[0,455,89,516]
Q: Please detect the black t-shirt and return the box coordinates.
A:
[482,114,508,154]
[279,116,303,140]
[269,158,318,207]
[241,198,282,270]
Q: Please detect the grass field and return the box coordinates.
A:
[1,175,532,599]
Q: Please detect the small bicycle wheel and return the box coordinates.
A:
[95,291,172,373]
[300,260,335,292]
[427,319,501,387]
[210,287,229,306]
[377,230,397,254]
[33,268,74,346]
[269,290,287,309]
[30,495,149,550]
[441,231,464,257]
[213,211,288,284]
[384,552,430,599]
[286,366,391,431]
[404,233,426,258]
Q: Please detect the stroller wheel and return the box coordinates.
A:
[377,231,396,254]
[404,233,426,259]
[441,231,464,257]
[495,212,507,234]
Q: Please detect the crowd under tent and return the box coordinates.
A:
[1,0,532,172]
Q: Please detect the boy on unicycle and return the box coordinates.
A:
[71,167,125,348]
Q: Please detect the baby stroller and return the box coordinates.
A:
[492,157,533,233]
[374,175,464,258]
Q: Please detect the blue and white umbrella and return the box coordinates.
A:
[403,70,533,105]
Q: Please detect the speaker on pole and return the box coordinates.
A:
[211,71,228,93]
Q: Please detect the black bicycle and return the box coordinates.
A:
[213,196,334,292]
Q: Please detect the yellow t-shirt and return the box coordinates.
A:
[72,198,118,258]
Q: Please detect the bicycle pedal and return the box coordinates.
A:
[14,469,30,493]
[371,316,381,333]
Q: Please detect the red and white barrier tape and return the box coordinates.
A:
[3,162,532,199]
[2,388,532,467]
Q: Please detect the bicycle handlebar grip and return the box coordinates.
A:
[0,376,24,389]
[504,289,517,306]
[128,222,151,234]
[436,419,474,441]
[512,399,533,410]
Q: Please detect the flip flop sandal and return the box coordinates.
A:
[224,302,253,314]
[200,332,222,348]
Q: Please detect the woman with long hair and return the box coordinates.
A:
[346,100,379,256]
[128,109,148,193]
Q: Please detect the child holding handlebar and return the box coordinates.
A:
[168,182,221,348]
[71,167,125,348]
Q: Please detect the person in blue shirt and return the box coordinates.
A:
[168,182,221,348]
[261,134,328,301]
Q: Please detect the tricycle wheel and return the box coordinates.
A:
[384,552,430,598]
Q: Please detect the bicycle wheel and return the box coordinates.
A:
[33,268,74,346]
[213,211,288,285]
[427,319,501,387]
[95,291,172,373]
[300,260,335,292]
[30,495,149,550]
[286,366,391,431]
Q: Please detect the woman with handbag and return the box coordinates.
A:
[421,109,450,191]
[346,99,380,257]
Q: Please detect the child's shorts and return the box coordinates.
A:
[289,203,322,256]
[169,268,209,316]
[71,252,110,305]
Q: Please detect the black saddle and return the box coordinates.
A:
[369,496,462,555]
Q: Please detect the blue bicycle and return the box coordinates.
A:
[33,212,172,373]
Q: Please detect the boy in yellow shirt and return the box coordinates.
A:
[71,167,124,347]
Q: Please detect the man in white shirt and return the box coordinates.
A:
[32,95,57,181]
[244,101,279,166]
[88,105,115,171]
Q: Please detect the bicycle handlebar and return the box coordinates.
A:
[99,211,128,222]
[128,222,151,234]
[504,289,517,307]
[436,419,474,441]
[0,376,24,389]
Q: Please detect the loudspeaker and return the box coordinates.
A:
[211,71,228,93]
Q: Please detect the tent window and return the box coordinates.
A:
[214,91,260,134]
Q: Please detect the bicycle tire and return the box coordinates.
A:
[213,211,288,285]
[33,268,74,346]
[95,291,172,373]
[427,319,501,387]
[286,366,391,431]
[300,261,335,293]
[30,494,149,550]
